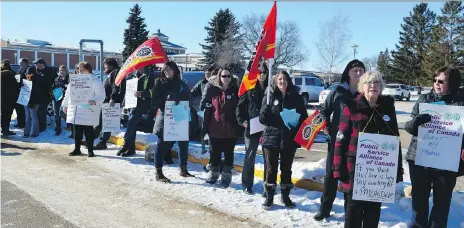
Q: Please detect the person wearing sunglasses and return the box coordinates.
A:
[333,71,403,227]
[201,67,240,188]
[405,66,464,228]
[315,59,365,221]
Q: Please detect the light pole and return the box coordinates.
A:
[14,53,17,64]
[351,44,359,59]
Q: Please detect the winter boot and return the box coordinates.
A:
[86,140,95,157]
[313,212,330,221]
[261,182,267,198]
[280,183,296,208]
[180,165,195,177]
[117,147,128,156]
[155,168,171,183]
[69,149,82,156]
[262,183,276,210]
[121,148,136,157]
[220,166,233,188]
[54,127,61,136]
[205,166,220,184]
[94,140,107,150]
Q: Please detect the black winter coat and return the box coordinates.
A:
[151,77,190,138]
[1,70,19,108]
[405,91,464,176]
[103,69,126,103]
[236,82,267,137]
[259,87,308,149]
[37,67,57,104]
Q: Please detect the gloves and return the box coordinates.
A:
[263,105,273,117]
[413,114,432,129]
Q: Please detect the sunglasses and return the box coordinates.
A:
[433,78,445,84]
[221,74,231,78]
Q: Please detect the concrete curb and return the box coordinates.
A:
[108,136,324,192]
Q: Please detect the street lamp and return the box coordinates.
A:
[351,44,359,59]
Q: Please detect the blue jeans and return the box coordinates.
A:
[52,100,62,128]
[409,161,457,228]
[24,104,39,136]
[241,133,263,190]
[155,140,189,169]
[123,107,147,149]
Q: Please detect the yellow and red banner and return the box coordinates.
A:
[238,1,277,96]
[115,37,168,86]
[294,110,327,151]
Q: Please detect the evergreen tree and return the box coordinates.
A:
[199,9,243,70]
[377,48,392,82]
[122,4,149,61]
[391,3,436,86]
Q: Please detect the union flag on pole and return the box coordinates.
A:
[294,110,327,151]
[115,37,169,86]
[238,1,277,96]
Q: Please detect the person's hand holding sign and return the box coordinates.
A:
[88,100,96,106]
[461,149,464,161]
[134,91,142,98]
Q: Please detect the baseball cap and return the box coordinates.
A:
[33,58,46,65]
[20,58,29,64]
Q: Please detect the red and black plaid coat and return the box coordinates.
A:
[333,94,404,193]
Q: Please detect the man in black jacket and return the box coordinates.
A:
[94,58,126,150]
[117,66,154,157]
[236,63,268,195]
[34,58,57,132]
[1,60,19,136]
[13,58,29,129]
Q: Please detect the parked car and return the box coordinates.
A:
[291,75,325,105]
[319,83,340,106]
[382,83,411,101]
[407,86,419,96]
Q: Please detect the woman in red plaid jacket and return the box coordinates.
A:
[333,71,403,228]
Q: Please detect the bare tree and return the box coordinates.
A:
[315,13,351,74]
[241,13,308,71]
[213,24,245,70]
[362,55,379,71]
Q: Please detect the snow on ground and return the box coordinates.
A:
[5,122,464,227]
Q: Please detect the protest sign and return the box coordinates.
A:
[101,103,121,132]
[353,133,399,203]
[124,78,138,109]
[69,74,93,105]
[416,103,464,172]
[250,117,265,135]
[17,79,32,106]
[163,101,189,141]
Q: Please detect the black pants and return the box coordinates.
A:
[344,193,381,228]
[93,111,112,143]
[38,102,48,131]
[1,105,14,133]
[209,137,237,167]
[74,125,94,153]
[319,141,338,215]
[14,103,25,127]
[262,146,296,185]
[409,161,457,228]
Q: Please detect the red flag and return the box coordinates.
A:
[238,1,277,96]
[294,110,327,151]
[115,37,169,86]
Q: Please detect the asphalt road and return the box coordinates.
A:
[1,180,78,228]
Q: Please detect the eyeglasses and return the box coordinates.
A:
[433,78,445,84]
[365,81,380,85]
[221,74,231,78]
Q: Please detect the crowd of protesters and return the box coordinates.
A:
[2,56,464,227]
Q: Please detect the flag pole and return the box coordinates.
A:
[267,58,273,105]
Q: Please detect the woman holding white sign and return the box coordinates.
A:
[333,71,403,228]
[404,66,464,228]
[22,66,42,138]
[62,62,105,157]
[151,61,194,183]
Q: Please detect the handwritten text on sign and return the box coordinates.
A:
[416,103,464,172]
[101,103,121,132]
[124,78,138,109]
[163,101,189,141]
[353,133,399,203]
[17,79,32,106]
[69,74,93,105]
